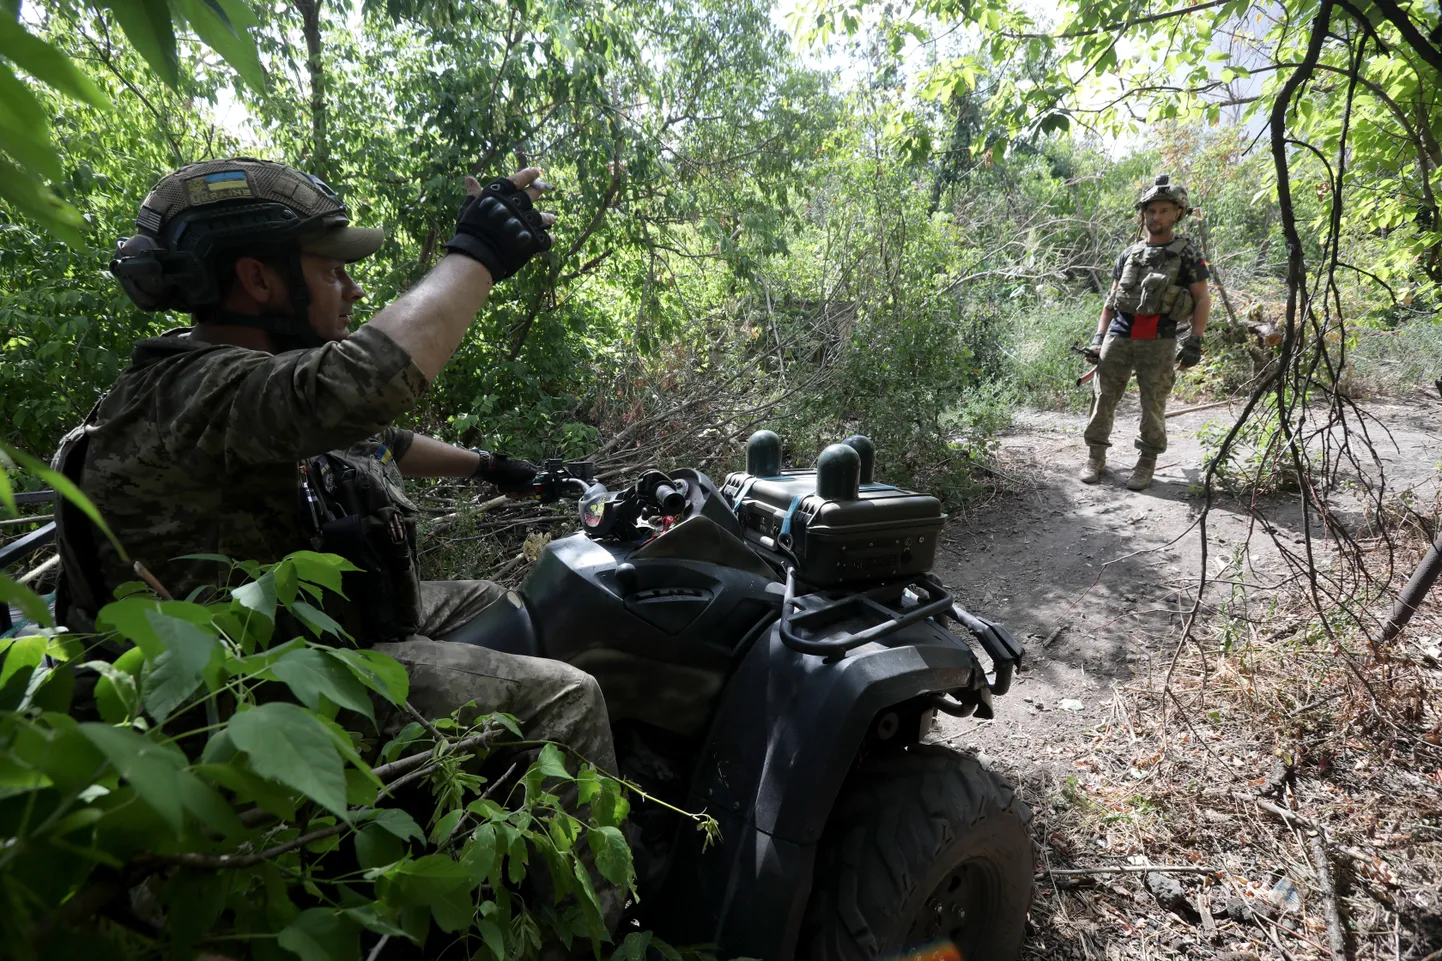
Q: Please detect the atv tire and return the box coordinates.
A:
[800,745,1034,960]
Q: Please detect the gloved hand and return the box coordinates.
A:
[1084,332,1105,365]
[444,172,554,281]
[1177,334,1204,369]
[470,449,539,495]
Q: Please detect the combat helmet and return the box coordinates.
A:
[1135,174,1191,218]
[109,158,384,340]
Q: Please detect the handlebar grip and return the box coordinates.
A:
[653,482,685,515]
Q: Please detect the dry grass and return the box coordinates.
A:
[996,557,1442,961]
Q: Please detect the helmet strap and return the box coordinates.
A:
[200,252,325,353]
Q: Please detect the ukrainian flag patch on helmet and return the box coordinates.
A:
[184,170,254,205]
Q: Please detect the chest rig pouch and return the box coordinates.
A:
[297,450,421,646]
[1107,237,1196,322]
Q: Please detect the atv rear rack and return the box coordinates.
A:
[778,568,1023,691]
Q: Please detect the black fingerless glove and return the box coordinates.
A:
[1084,332,1105,365]
[470,449,539,494]
[444,179,553,281]
[1177,334,1204,369]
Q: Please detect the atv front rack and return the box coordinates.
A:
[778,568,1024,692]
[778,569,954,660]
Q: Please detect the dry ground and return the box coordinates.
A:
[929,394,1442,961]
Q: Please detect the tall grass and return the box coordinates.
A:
[999,297,1104,413]
[1349,317,1442,396]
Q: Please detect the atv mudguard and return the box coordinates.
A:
[644,618,988,959]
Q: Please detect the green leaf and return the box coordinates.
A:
[232,571,278,622]
[0,633,46,688]
[172,0,266,92]
[0,17,108,107]
[173,769,245,837]
[0,751,52,799]
[227,702,349,818]
[478,918,506,961]
[78,722,188,835]
[96,596,166,659]
[0,572,52,629]
[536,743,573,781]
[610,932,654,961]
[141,608,220,722]
[460,823,498,882]
[277,908,360,961]
[369,807,424,842]
[429,807,464,845]
[195,761,298,821]
[80,657,140,724]
[0,157,85,247]
[394,855,476,933]
[329,648,408,705]
[101,0,180,87]
[268,648,375,723]
[1,443,125,558]
[285,551,358,597]
[354,823,404,869]
[341,905,411,940]
[289,600,350,641]
[588,825,634,890]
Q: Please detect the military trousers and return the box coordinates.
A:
[1083,335,1178,457]
[371,579,624,944]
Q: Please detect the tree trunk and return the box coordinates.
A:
[296,0,329,179]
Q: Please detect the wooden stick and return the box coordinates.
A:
[1166,399,1236,419]
[1309,833,1349,960]
[0,514,52,527]
[1036,864,1219,878]
[18,554,60,586]
[132,560,174,601]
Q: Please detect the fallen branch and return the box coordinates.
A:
[1166,399,1235,419]
[1035,864,1219,879]
[1308,833,1349,960]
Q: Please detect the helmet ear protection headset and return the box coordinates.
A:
[110,201,306,313]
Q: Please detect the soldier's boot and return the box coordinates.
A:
[1079,449,1106,484]
[1127,454,1158,491]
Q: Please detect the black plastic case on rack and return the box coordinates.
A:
[720,469,946,587]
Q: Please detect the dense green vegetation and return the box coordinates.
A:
[1,0,1438,956]
[2,0,1433,497]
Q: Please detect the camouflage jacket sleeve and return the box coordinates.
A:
[169,324,429,468]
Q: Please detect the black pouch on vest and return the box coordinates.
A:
[299,455,421,646]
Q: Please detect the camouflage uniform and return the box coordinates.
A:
[72,321,618,794]
[1083,238,1210,456]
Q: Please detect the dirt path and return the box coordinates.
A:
[925,392,1442,957]
[930,393,1440,758]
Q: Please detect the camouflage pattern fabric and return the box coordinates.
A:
[1083,335,1178,456]
[375,579,625,941]
[73,324,427,626]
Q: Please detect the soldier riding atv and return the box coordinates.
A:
[440,431,1035,959]
[18,156,1034,958]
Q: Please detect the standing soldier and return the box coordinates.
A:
[1080,175,1211,491]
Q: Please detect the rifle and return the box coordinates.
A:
[1069,343,1097,388]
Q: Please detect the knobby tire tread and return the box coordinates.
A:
[800,744,1035,961]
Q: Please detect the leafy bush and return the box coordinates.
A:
[0,456,713,961]
[1000,297,1102,413]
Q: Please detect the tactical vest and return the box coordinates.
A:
[1106,237,1197,323]
[297,447,422,646]
[51,403,421,647]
